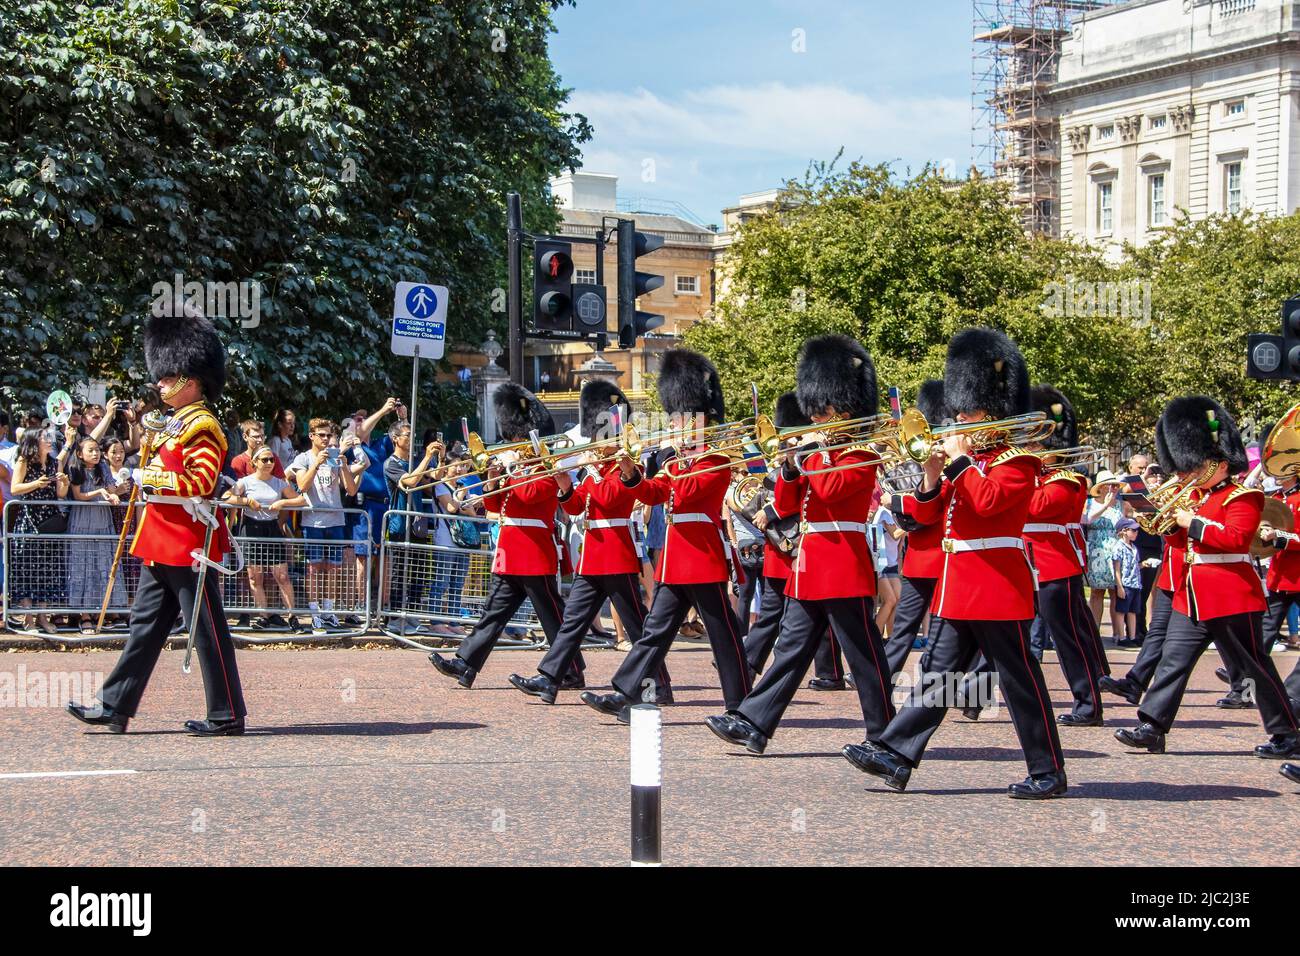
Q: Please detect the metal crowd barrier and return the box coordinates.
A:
[375,511,546,652]
[1,498,371,644]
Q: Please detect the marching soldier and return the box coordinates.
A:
[706,335,895,754]
[508,381,669,704]
[1022,385,1111,726]
[581,349,752,722]
[843,328,1068,799]
[1116,396,1300,758]
[67,310,247,736]
[428,385,580,689]
[743,392,846,685]
[883,379,949,680]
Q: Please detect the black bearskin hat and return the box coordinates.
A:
[144,311,226,401]
[774,391,811,429]
[494,383,554,443]
[796,334,878,419]
[944,327,1030,421]
[1031,384,1077,451]
[1155,395,1248,476]
[658,349,727,423]
[916,379,947,426]
[578,379,629,440]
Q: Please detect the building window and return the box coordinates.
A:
[1097,124,1115,141]
[1149,174,1166,227]
[575,268,596,284]
[1217,0,1256,17]
[1097,181,1114,233]
[1225,162,1243,213]
[1226,100,1245,118]
[675,275,699,295]
[1148,115,1167,131]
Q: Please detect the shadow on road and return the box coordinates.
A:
[1070,781,1282,801]
[250,721,484,736]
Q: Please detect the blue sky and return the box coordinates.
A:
[549,0,975,226]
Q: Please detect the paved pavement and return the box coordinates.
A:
[0,643,1296,866]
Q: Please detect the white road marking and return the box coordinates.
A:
[0,769,138,780]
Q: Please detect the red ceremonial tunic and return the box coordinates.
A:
[560,459,644,576]
[1265,487,1300,593]
[1155,526,1188,593]
[775,445,878,601]
[482,468,560,576]
[1024,469,1088,583]
[1177,481,1267,621]
[132,402,230,567]
[760,485,799,581]
[891,498,945,579]
[636,451,733,585]
[908,445,1041,621]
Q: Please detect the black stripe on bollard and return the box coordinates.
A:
[629,703,662,866]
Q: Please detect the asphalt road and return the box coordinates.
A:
[1,642,1296,866]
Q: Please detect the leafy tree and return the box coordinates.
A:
[0,0,590,423]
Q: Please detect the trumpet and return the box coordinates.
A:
[752,413,891,463]
[465,430,574,473]
[1133,462,1218,535]
[1037,445,1102,474]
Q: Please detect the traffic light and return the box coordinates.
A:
[1247,296,1300,381]
[533,239,574,332]
[616,219,665,348]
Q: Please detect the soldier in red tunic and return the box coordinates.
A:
[1022,384,1111,726]
[1116,396,1300,758]
[67,310,247,736]
[429,384,578,689]
[509,380,669,704]
[884,378,950,679]
[582,350,751,722]
[706,335,895,754]
[843,328,1068,799]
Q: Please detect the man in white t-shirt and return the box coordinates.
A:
[289,418,359,630]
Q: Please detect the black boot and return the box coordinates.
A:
[807,677,846,691]
[1008,771,1068,800]
[508,672,559,704]
[1058,712,1103,727]
[580,691,631,723]
[705,713,767,755]
[1099,674,1141,705]
[66,702,128,734]
[1280,763,1300,784]
[1214,666,1231,685]
[559,670,586,691]
[428,652,476,688]
[1115,721,1166,753]
[184,717,245,737]
[1254,732,1300,759]
[1216,690,1254,709]
[841,743,912,791]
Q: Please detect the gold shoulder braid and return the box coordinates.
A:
[991,445,1036,467]
[1044,469,1085,486]
[1224,482,1263,505]
[164,402,228,456]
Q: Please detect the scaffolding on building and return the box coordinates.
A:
[972,0,1114,236]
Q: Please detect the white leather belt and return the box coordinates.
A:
[587,518,630,529]
[803,521,867,534]
[667,512,711,525]
[942,536,1026,554]
[500,517,548,529]
[1187,551,1251,565]
[1023,523,1070,535]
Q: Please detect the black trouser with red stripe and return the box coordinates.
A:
[737,594,894,739]
[1126,588,1174,691]
[457,573,581,675]
[885,575,937,679]
[613,581,750,710]
[1038,575,1106,720]
[812,631,847,682]
[538,572,666,688]
[1225,591,1300,695]
[100,563,246,720]
[1139,610,1298,736]
[876,618,1066,778]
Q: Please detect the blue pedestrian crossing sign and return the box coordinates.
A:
[391,282,449,359]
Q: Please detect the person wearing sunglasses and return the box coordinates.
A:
[226,450,307,631]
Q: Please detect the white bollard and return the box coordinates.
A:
[629,703,662,866]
